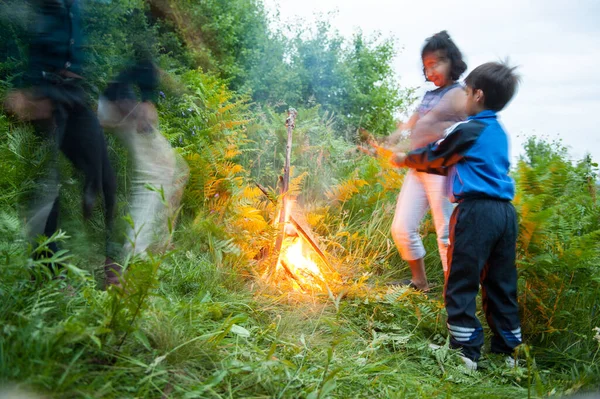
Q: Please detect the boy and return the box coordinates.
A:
[391,61,522,369]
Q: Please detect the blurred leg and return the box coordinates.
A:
[422,173,454,275]
[26,104,67,257]
[391,170,430,287]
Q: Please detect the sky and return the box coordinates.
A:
[263,0,600,163]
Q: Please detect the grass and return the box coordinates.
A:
[0,111,598,398]
[0,226,595,399]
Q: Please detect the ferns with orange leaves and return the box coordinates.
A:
[512,137,600,366]
[160,69,271,265]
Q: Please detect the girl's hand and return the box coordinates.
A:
[390,152,407,168]
[357,144,377,157]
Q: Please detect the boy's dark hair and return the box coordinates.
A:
[465,61,520,111]
[421,30,467,81]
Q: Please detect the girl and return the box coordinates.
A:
[390,31,467,291]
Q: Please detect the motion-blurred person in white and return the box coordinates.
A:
[98,59,188,287]
[386,31,467,291]
[0,385,43,399]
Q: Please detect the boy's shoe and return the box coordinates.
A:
[505,355,517,368]
[428,343,477,371]
[460,355,478,371]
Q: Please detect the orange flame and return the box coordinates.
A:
[277,231,326,292]
[268,200,333,293]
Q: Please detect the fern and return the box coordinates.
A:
[514,138,600,362]
[325,172,368,203]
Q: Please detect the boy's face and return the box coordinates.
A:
[465,85,484,116]
[423,51,451,87]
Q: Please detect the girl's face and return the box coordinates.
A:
[423,50,452,87]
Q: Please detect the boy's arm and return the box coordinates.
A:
[402,119,486,174]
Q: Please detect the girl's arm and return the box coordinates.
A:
[412,86,467,141]
[445,87,467,119]
[401,111,420,131]
[386,112,419,145]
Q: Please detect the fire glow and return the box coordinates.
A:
[277,232,326,292]
[260,108,338,294]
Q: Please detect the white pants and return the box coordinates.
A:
[391,170,454,272]
[98,97,188,260]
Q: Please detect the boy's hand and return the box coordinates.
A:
[4,90,52,120]
[390,152,407,168]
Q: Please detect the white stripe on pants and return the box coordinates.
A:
[391,169,454,272]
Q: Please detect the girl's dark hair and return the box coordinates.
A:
[421,30,467,81]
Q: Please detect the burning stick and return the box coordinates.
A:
[280,259,307,291]
[269,109,298,277]
[256,182,337,298]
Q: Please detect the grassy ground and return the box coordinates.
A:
[0,113,598,398]
[0,225,591,399]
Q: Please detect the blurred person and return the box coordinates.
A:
[97,57,188,287]
[0,385,43,399]
[386,31,467,291]
[4,0,116,276]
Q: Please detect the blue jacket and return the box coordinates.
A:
[404,110,515,202]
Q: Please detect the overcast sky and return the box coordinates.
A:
[263,0,600,163]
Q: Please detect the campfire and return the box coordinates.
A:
[259,109,339,294]
[273,204,337,293]
[279,237,323,284]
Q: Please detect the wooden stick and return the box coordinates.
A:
[282,108,297,197]
[255,182,276,203]
[280,259,306,291]
[269,109,298,276]
[288,217,336,274]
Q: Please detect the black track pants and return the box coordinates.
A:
[445,198,521,361]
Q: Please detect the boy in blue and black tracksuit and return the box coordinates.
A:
[392,61,522,365]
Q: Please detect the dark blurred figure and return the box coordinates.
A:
[98,58,188,287]
[4,0,116,274]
